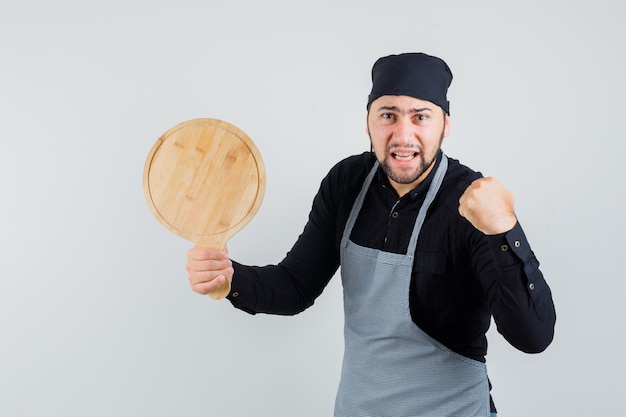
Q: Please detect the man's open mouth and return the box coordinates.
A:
[392,151,418,162]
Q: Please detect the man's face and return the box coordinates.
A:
[366,95,450,196]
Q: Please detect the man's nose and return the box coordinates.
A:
[392,117,414,143]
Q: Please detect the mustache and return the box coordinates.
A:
[386,143,423,152]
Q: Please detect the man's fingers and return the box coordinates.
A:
[185,245,233,295]
[186,257,231,274]
[191,274,228,295]
[186,258,233,295]
[458,177,517,235]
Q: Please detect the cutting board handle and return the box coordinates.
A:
[207,280,231,300]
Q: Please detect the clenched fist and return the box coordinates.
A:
[458,177,517,235]
[186,247,234,296]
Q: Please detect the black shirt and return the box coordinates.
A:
[228,151,556,363]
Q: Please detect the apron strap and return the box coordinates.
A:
[406,154,448,255]
[341,160,379,248]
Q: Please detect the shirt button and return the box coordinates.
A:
[391,211,399,219]
[528,283,535,291]
[232,291,239,298]
[514,240,521,248]
[501,244,509,252]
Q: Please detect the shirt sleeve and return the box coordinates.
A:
[226,166,343,315]
[479,222,556,353]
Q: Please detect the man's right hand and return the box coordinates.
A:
[186,247,234,295]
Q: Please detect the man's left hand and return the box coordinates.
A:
[458,177,517,235]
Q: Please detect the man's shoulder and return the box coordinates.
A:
[333,151,376,170]
[326,152,376,184]
[444,155,483,189]
[439,154,485,208]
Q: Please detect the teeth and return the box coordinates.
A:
[393,152,416,161]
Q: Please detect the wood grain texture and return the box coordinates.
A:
[144,118,265,299]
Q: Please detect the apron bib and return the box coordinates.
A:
[334,156,490,417]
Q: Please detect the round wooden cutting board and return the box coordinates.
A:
[143,118,265,299]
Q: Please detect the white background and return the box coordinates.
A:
[1,1,624,416]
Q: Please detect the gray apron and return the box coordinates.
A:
[334,156,491,417]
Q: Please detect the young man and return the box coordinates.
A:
[186,53,556,416]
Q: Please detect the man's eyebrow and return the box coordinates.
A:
[376,105,433,113]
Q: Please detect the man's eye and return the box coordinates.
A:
[415,114,428,121]
[382,113,394,119]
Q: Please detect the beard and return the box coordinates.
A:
[380,148,435,184]
[373,130,445,185]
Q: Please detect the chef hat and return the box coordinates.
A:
[367,52,453,114]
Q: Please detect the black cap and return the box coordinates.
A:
[367,52,453,114]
